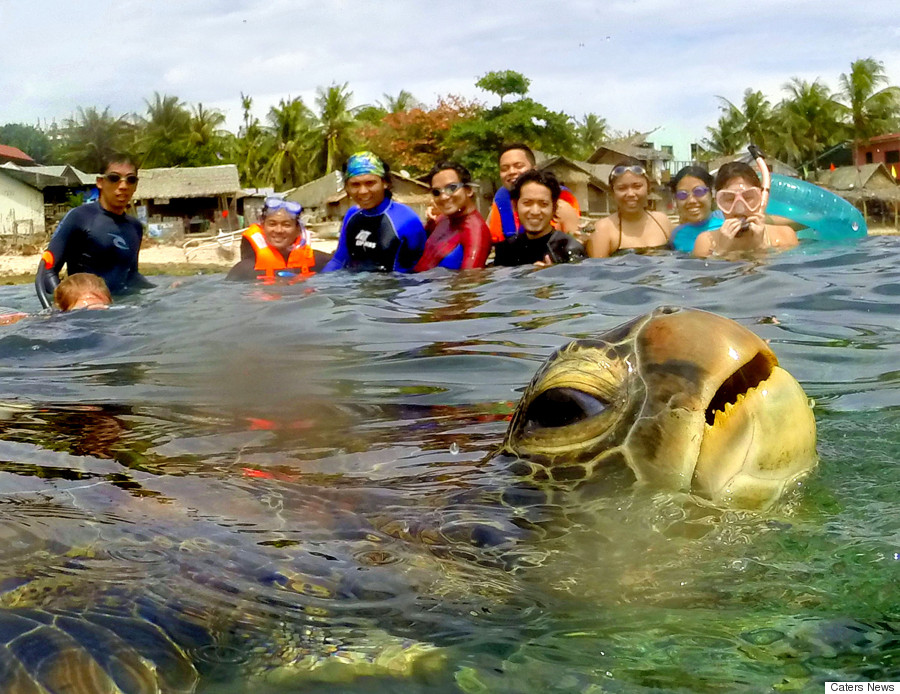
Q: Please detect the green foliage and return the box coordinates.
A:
[476,70,531,104]
[0,123,54,163]
[702,57,899,175]
[574,113,608,159]
[186,103,229,167]
[59,106,134,173]
[838,58,900,143]
[261,97,315,189]
[311,82,359,175]
[775,78,846,170]
[449,96,577,181]
[135,92,193,168]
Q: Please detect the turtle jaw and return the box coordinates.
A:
[691,362,818,509]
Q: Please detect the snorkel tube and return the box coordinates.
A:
[34,258,57,310]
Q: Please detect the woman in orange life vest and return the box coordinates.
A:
[226,197,330,282]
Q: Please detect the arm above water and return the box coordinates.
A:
[585,217,616,258]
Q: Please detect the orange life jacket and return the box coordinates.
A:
[243,225,314,282]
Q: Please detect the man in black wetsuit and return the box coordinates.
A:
[35,154,152,307]
[493,170,587,267]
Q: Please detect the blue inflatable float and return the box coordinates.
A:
[765,173,867,241]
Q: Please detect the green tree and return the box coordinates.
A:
[136,92,192,167]
[59,106,134,173]
[838,57,900,144]
[378,90,420,113]
[775,78,846,171]
[476,70,531,105]
[309,82,359,176]
[574,113,608,159]
[234,93,270,186]
[186,103,229,167]
[0,123,54,163]
[261,96,314,189]
[703,98,746,157]
[449,96,576,181]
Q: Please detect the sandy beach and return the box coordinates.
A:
[0,236,339,283]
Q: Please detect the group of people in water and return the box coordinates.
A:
[29,144,802,308]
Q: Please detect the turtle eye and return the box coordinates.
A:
[523,387,608,432]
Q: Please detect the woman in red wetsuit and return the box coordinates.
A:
[414,162,491,272]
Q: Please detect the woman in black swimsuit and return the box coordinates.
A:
[586,160,672,258]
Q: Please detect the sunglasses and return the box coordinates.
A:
[431,182,466,197]
[674,185,710,201]
[102,173,139,185]
[610,164,646,182]
[715,188,762,214]
[263,197,303,217]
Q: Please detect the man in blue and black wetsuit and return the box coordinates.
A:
[322,152,426,273]
[35,154,152,307]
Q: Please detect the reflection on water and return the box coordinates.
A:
[0,238,897,692]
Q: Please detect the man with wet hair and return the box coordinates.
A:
[487,143,582,242]
[35,153,152,306]
[493,170,586,267]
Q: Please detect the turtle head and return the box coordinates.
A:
[503,307,817,509]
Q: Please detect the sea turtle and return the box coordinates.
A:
[0,307,818,691]
[501,305,818,509]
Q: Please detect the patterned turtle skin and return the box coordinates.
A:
[502,306,818,509]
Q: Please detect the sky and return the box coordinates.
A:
[2,0,900,161]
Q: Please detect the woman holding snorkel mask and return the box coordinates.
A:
[586,160,672,258]
[692,161,798,257]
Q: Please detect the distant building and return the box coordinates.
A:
[0,144,37,167]
[533,153,613,216]
[286,170,431,221]
[587,132,672,184]
[132,165,241,235]
[853,133,900,177]
[812,163,900,224]
[0,167,45,242]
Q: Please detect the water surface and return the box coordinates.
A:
[0,238,897,692]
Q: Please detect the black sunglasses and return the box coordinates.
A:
[431,182,466,197]
[102,173,139,185]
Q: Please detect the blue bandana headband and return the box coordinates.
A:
[344,151,386,181]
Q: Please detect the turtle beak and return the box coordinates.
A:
[625,307,816,507]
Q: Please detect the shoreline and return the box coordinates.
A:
[0,238,339,285]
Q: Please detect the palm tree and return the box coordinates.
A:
[839,57,900,144]
[378,90,419,113]
[261,97,315,189]
[136,92,192,167]
[702,104,745,157]
[575,113,608,158]
[187,103,228,166]
[234,93,269,186]
[310,82,359,175]
[775,78,846,172]
[59,106,134,173]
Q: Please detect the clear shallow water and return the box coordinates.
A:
[0,237,897,692]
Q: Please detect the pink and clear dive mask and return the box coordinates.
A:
[716,187,762,215]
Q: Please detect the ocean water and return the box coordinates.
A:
[0,237,896,692]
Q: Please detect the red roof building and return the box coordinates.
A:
[0,144,36,166]
[853,133,900,178]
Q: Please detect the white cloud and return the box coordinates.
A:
[1,0,898,158]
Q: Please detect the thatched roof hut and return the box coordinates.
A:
[132,165,242,235]
[134,165,240,202]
